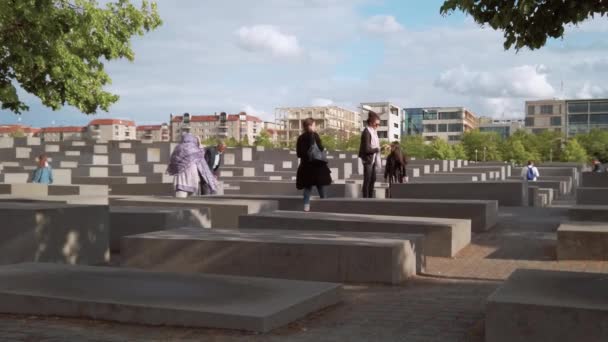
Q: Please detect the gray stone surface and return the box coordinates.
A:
[122,227,422,284]
[238,181,346,197]
[109,206,211,252]
[576,187,608,205]
[557,222,608,260]
[0,262,341,333]
[108,183,174,196]
[311,198,497,232]
[0,203,109,265]
[569,205,608,222]
[581,172,608,188]
[486,268,608,342]
[239,210,470,257]
[390,181,528,206]
[111,197,277,228]
[204,194,305,211]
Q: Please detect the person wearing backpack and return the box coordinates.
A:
[296,118,332,211]
[521,160,540,182]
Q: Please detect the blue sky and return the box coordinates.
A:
[2,0,607,128]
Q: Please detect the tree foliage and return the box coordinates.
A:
[562,138,589,163]
[429,138,454,160]
[0,0,162,114]
[440,0,608,50]
[254,129,274,148]
[461,130,502,161]
[576,129,608,162]
[400,135,431,159]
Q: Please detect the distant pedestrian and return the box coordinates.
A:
[167,133,217,197]
[31,154,53,184]
[359,110,382,198]
[521,160,540,182]
[592,158,603,173]
[201,141,226,195]
[296,118,332,212]
[384,141,407,197]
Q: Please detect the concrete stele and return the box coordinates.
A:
[147,148,161,163]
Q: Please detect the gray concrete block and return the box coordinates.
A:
[123,228,422,284]
[109,206,211,252]
[238,181,346,197]
[204,195,305,211]
[0,262,341,332]
[111,197,277,228]
[0,203,109,265]
[569,205,608,222]
[311,198,497,232]
[557,222,608,260]
[390,181,528,206]
[576,187,608,205]
[108,183,174,196]
[239,211,469,257]
[486,269,608,342]
[582,172,608,188]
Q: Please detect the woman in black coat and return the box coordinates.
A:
[296,118,332,211]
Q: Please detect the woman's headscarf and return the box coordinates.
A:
[167,133,205,176]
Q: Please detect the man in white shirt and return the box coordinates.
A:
[521,160,540,181]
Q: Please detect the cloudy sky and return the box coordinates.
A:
[4,0,608,127]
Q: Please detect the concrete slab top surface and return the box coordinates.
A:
[317,198,497,205]
[109,206,188,214]
[570,204,608,210]
[0,202,100,210]
[249,210,469,227]
[127,227,422,247]
[0,263,341,317]
[558,222,608,232]
[116,197,274,206]
[488,269,608,311]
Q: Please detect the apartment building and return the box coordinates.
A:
[524,99,566,134]
[359,102,401,141]
[170,112,263,142]
[87,119,136,142]
[275,106,361,144]
[0,125,40,138]
[478,118,525,139]
[403,107,478,143]
[136,124,170,142]
[40,126,86,142]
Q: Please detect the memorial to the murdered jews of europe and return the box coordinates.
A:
[0,134,606,341]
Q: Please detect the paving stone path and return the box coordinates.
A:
[1,204,606,342]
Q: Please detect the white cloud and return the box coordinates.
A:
[435,64,555,99]
[311,98,334,106]
[236,25,302,57]
[241,104,267,117]
[576,82,608,99]
[362,15,403,34]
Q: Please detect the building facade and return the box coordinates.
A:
[136,124,170,142]
[403,107,478,143]
[170,112,263,143]
[478,118,525,139]
[87,119,136,142]
[524,99,566,134]
[360,102,401,141]
[40,126,86,142]
[0,125,40,138]
[525,98,608,137]
[275,106,361,144]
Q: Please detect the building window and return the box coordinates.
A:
[393,123,399,128]
[394,134,398,139]
[568,102,589,113]
[448,135,461,141]
[437,124,447,132]
[540,105,553,114]
[590,102,608,113]
[569,114,588,124]
[125,131,130,137]
[525,117,535,127]
[378,131,388,139]
[532,128,547,134]
[423,110,437,120]
[550,117,562,126]
[448,124,463,132]
[528,106,535,115]
[380,120,388,127]
[438,112,462,120]
[115,131,119,136]
[590,114,608,125]
[423,124,437,132]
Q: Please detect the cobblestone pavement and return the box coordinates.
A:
[1,204,606,342]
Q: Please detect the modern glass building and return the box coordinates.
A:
[402,108,425,136]
[403,107,478,143]
[478,118,525,139]
[566,99,608,136]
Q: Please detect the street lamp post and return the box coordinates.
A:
[550,148,553,163]
[475,149,478,162]
[483,146,487,162]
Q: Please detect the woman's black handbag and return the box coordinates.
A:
[307,134,328,163]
